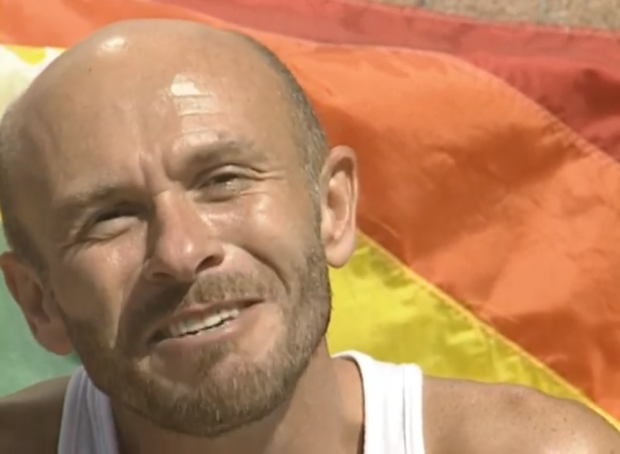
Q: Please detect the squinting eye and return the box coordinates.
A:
[207,172,240,186]
[93,207,136,224]
[194,169,252,200]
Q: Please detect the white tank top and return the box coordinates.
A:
[57,351,425,453]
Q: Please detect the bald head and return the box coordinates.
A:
[0,19,326,267]
[0,20,361,438]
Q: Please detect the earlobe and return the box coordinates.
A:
[0,252,72,355]
[320,145,358,269]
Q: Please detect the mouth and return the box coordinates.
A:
[150,301,256,344]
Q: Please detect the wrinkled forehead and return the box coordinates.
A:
[26,43,298,192]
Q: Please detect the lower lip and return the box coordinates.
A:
[151,304,262,355]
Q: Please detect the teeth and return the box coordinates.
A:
[167,308,240,338]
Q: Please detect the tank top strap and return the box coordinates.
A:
[401,356,425,454]
[335,350,426,454]
[57,367,118,454]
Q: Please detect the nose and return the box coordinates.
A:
[142,194,224,283]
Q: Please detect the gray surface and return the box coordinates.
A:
[370,0,620,30]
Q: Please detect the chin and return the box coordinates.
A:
[115,342,301,437]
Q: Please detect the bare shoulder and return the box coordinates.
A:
[423,375,620,454]
[0,376,70,454]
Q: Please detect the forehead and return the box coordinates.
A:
[27,40,299,190]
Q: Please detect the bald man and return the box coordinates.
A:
[0,19,618,454]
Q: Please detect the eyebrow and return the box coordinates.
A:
[176,136,259,169]
[53,184,124,227]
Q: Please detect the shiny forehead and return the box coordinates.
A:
[15,20,298,171]
[30,20,292,113]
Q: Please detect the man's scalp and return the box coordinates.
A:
[0,98,41,266]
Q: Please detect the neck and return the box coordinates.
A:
[112,344,364,454]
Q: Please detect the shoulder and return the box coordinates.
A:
[422,375,620,454]
[0,376,70,454]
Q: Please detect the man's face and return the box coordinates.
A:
[3,35,357,436]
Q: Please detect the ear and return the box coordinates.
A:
[0,252,72,355]
[320,145,358,268]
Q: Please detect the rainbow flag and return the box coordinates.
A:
[2,0,620,427]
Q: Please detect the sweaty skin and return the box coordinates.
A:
[0,19,619,454]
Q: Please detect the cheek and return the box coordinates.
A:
[52,242,141,326]
[221,190,316,274]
